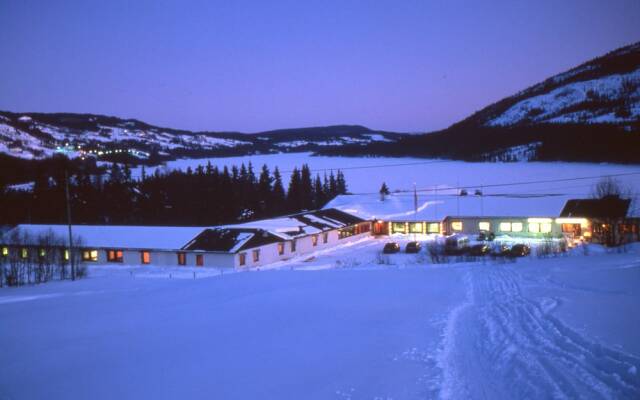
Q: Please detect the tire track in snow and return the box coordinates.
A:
[437,265,640,400]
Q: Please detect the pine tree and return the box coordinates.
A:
[313,174,324,208]
[300,164,313,210]
[257,164,272,213]
[379,182,390,201]
[272,167,286,213]
[287,167,302,211]
[329,171,337,196]
[336,170,347,194]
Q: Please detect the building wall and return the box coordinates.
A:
[442,217,563,238]
[234,224,372,269]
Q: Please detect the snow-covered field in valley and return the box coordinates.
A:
[137,152,640,195]
[1,240,639,399]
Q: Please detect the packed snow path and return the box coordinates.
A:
[441,265,640,400]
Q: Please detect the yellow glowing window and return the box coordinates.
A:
[83,250,98,262]
[21,248,28,258]
[451,221,463,231]
[512,222,523,232]
[392,223,406,233]
[529,222,540,233]
[499,222,511,232]
[64,250,69,261]
[409,222,423,233]
[1,247,7,256]
[427,223,440,233]
[541,223,552,233]
[39,249,46,257]
[478,222,490,231]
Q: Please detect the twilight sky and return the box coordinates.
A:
[0,0,639,133]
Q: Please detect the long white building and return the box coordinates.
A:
[0,209,371,268]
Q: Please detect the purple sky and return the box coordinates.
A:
[0,0,639,133]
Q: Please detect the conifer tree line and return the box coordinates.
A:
[0,159,348,226]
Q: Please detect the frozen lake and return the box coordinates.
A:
[136,153,640,196]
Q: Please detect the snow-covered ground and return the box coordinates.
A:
[1,239,639,399]
[134,153,640,195]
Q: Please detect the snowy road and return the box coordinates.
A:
[1,245,640,399]
[441,265,640,399]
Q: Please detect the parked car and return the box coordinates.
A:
[469,243,490,256]
[510,244,531,257]
[383,242,401,254]
[445,234,469,255]
[491,243,511,257]
[405,241,422,253]
[477,232,495,242]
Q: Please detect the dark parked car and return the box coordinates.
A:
[383,242,401,254]
[469,244,490,256]
[491,243,511,257]
[405,241,422,253]
[510,244,531,257]
[445,234,469,255]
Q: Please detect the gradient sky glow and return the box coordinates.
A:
[1,0,639,133]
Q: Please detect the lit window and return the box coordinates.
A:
[512,222,523,232]
[1,247,7,257]
[277,243,284,255]
[239,253,246,266]
[64,249,69,261]
[21,248,28,259]
[177,252,186,266]
[529,222,540,233]
[323,232,328,244]
[252,249,260,262]
[410,222,423,233]
[451,221,463,231]
[107,249,123,262]
[196,254,204,267]
[427,223,440,233]
[541,223,552,233]
[82,250,98,262]
[39,249,46,257]
[499,222,511,232]
[140,251,150,264]
[312,235,318,246]
[392,223,406,233]
[478,222,490,231]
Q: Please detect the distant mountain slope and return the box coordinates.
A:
[0,111,402,161]
[454,42,640,128]
[318,41,640,163]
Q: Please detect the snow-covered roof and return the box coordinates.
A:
[224,209,365,239]
[2,224,206,251]
[325,193,576,221]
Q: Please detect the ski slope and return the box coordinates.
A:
[1,241,639,399]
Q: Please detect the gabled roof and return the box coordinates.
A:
[224,208,366,239]
[181,228,282,253]
[560,196,632,219]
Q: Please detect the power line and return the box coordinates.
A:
[381,171,640,195]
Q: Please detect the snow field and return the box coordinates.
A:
[0,241,639,399]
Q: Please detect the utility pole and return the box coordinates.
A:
[413,183,417,241]
[65,169,76,281]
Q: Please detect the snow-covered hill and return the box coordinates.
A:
[0,112,403,161]
[461,42,640,128]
